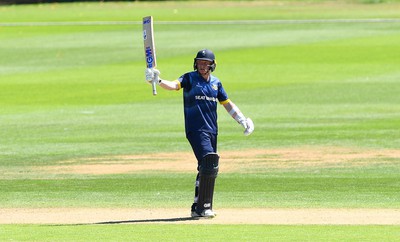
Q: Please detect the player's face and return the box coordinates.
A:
[196,60,212,74]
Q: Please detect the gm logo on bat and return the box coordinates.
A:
[143,19,151,24]
[145,46,154,68]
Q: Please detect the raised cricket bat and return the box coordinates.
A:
[143,16,157,96]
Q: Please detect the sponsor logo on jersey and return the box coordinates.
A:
[195,95,218,102]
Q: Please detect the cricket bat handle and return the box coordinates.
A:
[151,69,158,95]
[152,81,157,95]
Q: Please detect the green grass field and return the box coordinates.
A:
[1,1,400,241]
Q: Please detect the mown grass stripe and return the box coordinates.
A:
[1,18,400,27]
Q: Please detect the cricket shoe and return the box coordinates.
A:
[201,209,216,218]
[191,209,216,219]
[191,210,201,218]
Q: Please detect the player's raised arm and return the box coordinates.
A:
[222,100,254,136]
[159,78,180,91]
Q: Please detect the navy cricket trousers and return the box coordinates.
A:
[186,131,217,168]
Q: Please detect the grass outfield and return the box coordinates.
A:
[2,225,399,241]
[1,0,400,241]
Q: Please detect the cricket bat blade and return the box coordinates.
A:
[143,16,157,96]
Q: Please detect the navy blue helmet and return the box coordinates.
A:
[193,49,217,72]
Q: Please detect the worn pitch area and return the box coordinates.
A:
[3,147,399,225]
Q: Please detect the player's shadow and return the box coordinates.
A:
[94,216,198,224]
[49,216,202,226]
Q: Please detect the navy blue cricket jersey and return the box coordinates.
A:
[177,71,230,135]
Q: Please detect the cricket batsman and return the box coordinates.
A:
[145,49,254,218]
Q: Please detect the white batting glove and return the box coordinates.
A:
[153,69,160,85]
[244,118,254,136]
[236,113,254,136]
[145,68,153,83]
[238,116,248,130]
[145,68,160,84]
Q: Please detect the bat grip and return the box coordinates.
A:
[152,80,157,96]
